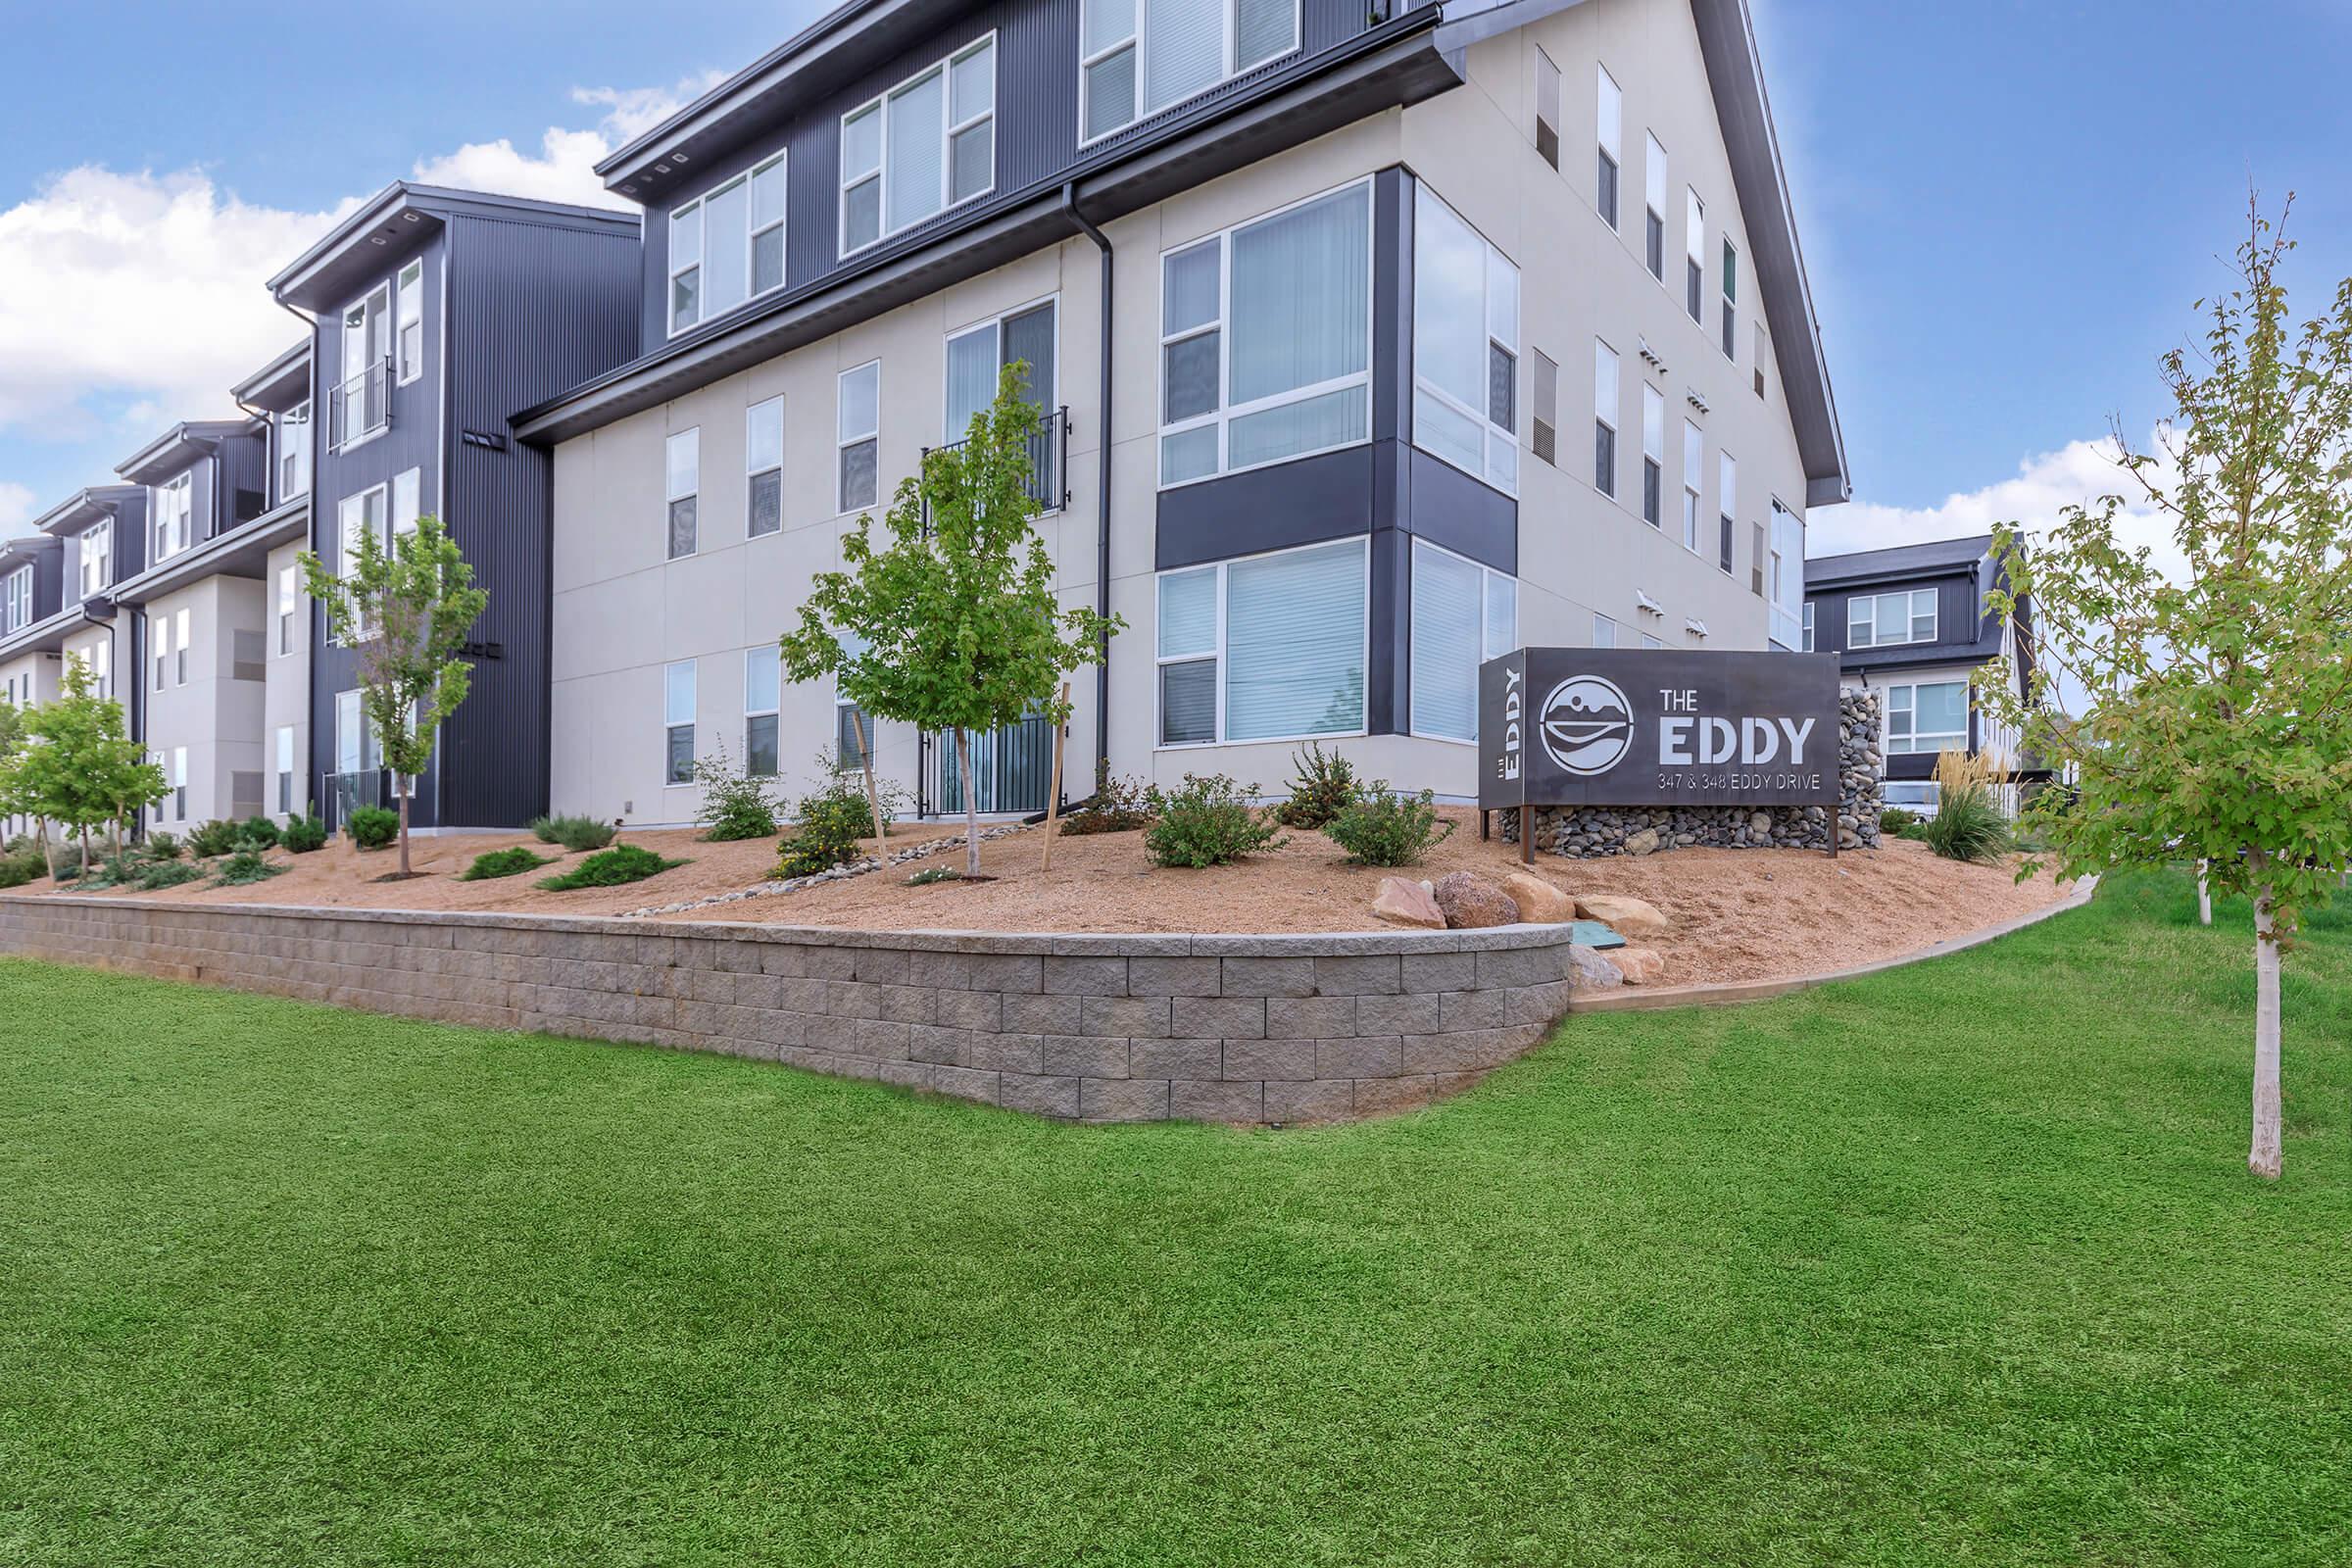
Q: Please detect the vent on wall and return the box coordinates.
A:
[231,631,266,683]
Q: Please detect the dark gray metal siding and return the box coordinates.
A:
[1812,567,1997,671]
[215,429,270,532]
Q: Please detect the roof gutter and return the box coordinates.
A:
[1060,183,1114,786]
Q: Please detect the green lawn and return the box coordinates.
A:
[2,871,2347,1566]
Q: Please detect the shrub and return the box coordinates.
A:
[529,813,616,853]
[1143,774,1284,868]
[134,858,205,891]
[186,819,238,858]
[904,864,961,886]
[1325,787,1454,867]
[1879,807,1918,834]
[213,849,284,887]
[1273,742,1362,828]
[693,743,781,842]
[0,840,46,890]
[143,830,182,860]
[348,806,400,851]
[1897,819,1931,843]
[1058,765,1153,836]
[460,846,554,882]
[234,815,281,850]
[1920,750,2015,865]
[280,813,328,854]
[535,843,684,891]
[772,776,883,879]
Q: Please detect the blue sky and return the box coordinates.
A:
[2,0,2346,551]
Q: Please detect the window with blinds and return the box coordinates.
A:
[747,397,784,538]
[1408,539,1516,743]
[1531,349,1558,466]
[840,37,995,257]
[1641,384,1665,526]
[1592,340,1619,498]
[1155,539,1366,747]
[1411,183,1520,495]
[1594,65,1621,229]
[1082,0,1298,144]
[1644,133,1667,279]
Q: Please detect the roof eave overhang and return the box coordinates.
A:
[116,420,255,486]
[31,486,141,539]
[232,341,316,410]
[0,606,102,662]
[108,502,312,608]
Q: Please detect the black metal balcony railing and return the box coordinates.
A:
[917,715,1058,820]
[920,405,1069,528]
[327,358,393,451]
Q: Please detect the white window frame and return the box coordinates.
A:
[1594,64,1622,230]
[1801,600,1815,652]
[1079,0,1303,148]
[1408,182,1519,496]
[1643,132,1668,281]
[1407,537,1517,745]
[663,659,698,786]
[1720,237,1740,363]
[747,396,785,539]
[1152,536,1370,750]
[1684,187,1706,323]
[1681,419,1704,554]
[336,280,393,453]
[153,612,171,692]
[667,150,790,337]
[152,472,193,563]
[171,746,187,820]
[665,429,700,560]
[88,638,111,699]
[839,35,997,259]
[1641,383,1666,527]
[944,293,1061,440]
[1592,338,1619,499]
[173,606,190,687]
[1593,613,1619,649]
[1886,679,1969,756]
[837,361,881,514]
[275,724,297,815]
[1716,451,1738,576]
[1159,178,1376,490]
[743,646,780,778]
[276,564,300,657]
[2,565,27,633]
[334,482,388,642]
[1848,587,1938,649]
[395,260,424,384]
[277,399,312,501]
[77,519,112,600]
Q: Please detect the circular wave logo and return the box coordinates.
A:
[1539,675,1635,775]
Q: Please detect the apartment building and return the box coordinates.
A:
[1803,532,2034,810]
[7,486,150,720]
[513,0,1846,824]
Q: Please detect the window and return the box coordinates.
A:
[1534,47,1561,169]
[835,631,875,768]
[837,362,880,513]
[1849,588,1938,648]
[1592,613,1618,649]
[152,613,170,692]
[88,639,111,699]
[841,37,995,256]
[1681,419,1703,553]
[275,725,296,814]
[664,660,697,785]
[1882,781,1941,810]
[1886,681,1968,755]
[1410,184,1517,493]
[392,468,419,538]
[174,607,190,686]
[665,429,700,559]
[1408,539,1516,742]
[1592,340,1619,497]
[744,648,780,778]
[1081,0,1297,143]
[1162,181,1372,487]
[1641,384,1665,526]
[948,300,1057,440]
[77,519,111,599]
[1769,501,1804,650]
[1717,452,1737,573]
[336,282,391,449]
[1721,239,1739,362]
[1644,133,1667,279]
[1750,521,1766,596]
[747,397,784,538]
[2,565,27,633]
[1640,632,1664,650]
[1801,601,1815,652]
[1594,65,1621,230]
[152,473,193,562]
[669,151,788,334]
[276,564,300,656]
[1154,538,1365,746]
[335,688,379,778]
[172,748,187,820]
[1531,349,1557,466]
[335,483,387,639]
[1684,188,1705,321]
[1755,321,1769,399]
[277,400,311,501]
[396,261,423,383]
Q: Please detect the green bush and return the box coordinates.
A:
[460,846,554,882]
[1273,742,1362,828]
[134,858,205,891]
[0,840,46,890]
[772,776,888,879]
[280,813,328,854]
[234,815,281,850]
[535,843,684,892]
[1879,807,1918,834]
[1058,766,1152,836]
[143,830,183,860]
[1142,774,1284,868]
[348,806,399,851]
[904,864,961,886]
[186,819,239,858]
[1922,787,2013,864]
[529,813,616,853]
[693,744,781,842]
[212,849,284,887]
[1324,787,1454,867]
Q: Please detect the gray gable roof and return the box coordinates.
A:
[1806,532,1994,587]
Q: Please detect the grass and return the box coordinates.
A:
[0,870,2346,1565]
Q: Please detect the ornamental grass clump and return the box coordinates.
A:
[460,846,555,882]
[1142,774,1283,868]
[1324,787,1454,867]
[535,844,684,892]
[1921,749,2013,865]
[530,813,617,853]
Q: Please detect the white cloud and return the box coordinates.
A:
[0,482,32,533]
[410,74,728,211]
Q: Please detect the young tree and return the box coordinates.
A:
[13,660,166,874]
[1980,196,2352,1181]
[780,365,1122,877]
[300,514,489,877]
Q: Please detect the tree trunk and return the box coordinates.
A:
[396,782,413,878]
[956,726,981,878]
[860,754,886,859]
[77,825,90,875]
[2198,861,2212,925]
[2250,883,2283,1180]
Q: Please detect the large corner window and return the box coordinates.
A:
[1644,133,1667,279]
[1155,538,1365,747]
[1159,181,1370,488]
[841,37,995,257]
[1412,184,1519,495]
[664,660,698,785]
[665,429,700,560]
[1849,588,1937,649]
[152,473,193,563]
[1408,539,1517,743]
[1082,0,1298,144]
[76,519,112,600]
[747,397,784,538]
[1769,500,1804,650]
[1886,680,1968,756]
[277,400,311,502]
[1594,65,1621,229]
[837,362,880,513]
[744,647,780,778]
[396,261,423,383]
[669,151,788,335]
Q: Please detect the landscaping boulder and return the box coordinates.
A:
[1371,876,1446,930]
[1500,871,1575,924]
[1566,945,1626,990]
[1608,946,1666,985]
[1622,827,1663,857]
[1432,871,1520,929]
[1575,893,1668,934]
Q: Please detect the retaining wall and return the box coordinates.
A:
[0,897,1591,1125]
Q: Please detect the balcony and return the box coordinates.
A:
[921,406,1069,528]
[327,358,393,451]
[917,713,1059,820]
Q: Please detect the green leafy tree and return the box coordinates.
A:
[0,696,31,850]
[14,660,166,874]
[300,514,489,878]
[1980,197,2352,1180]
[780,365,1122,876]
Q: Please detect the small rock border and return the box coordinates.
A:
[623,822,1034,918]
